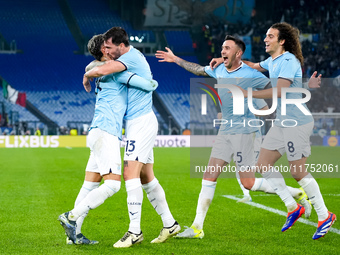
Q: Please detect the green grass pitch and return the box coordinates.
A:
[0,146,339,254]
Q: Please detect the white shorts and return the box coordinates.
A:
[124,111,158,164]
[85,128,121,176]
[210,132,256,171]
[261,122,313,161]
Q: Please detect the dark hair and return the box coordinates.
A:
[224,35,246,53]
[271,22,304,65]
[87,34,104,61]
[103,27,129,47]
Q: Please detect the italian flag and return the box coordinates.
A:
[1,76,26,107]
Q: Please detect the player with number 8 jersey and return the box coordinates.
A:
[243,22,336,239]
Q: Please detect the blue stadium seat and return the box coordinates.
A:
[0,1,201,130]
[27,91,95,126]
[164,30,194,53]
[68,0,155,41]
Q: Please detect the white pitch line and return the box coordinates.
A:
[241,194,340,197]
[223,195,340,235]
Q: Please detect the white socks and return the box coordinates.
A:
[126,178,143,234]
[74,181,100,235]
[250,178,302,199]
[251,178,274,193]
[298,173,329,221]
[287,186,303,199]
[193,180,217,230]
[142,178,175,228]
[257,169,329,219]
[262,167,297,212]
[69,180,120,220]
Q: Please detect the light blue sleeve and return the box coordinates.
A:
[115,71,158,91]
[259,57,270,70]
[116,47,153,79]
[251,69,270,89]
[128,75,158,91]
[277,57,299,81]
[114,71,133,84]
[253,98,267,110]
[204,66,217,78]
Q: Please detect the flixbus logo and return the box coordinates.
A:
[198,82,222,115]
[0,136,59,148]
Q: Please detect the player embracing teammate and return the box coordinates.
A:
[58,27,180,247]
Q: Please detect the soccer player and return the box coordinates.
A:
[224,22,336,239]
[216,100,269,203]
[234,99,267,203]
[216,100,270,203]
[234,101,308,205]
[83,27,180,248]
[58,34,158,245]
[155,35,310,238]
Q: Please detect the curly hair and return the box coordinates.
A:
[271,22,304,66]
[87,34,104,61]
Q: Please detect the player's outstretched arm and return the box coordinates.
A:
[116,72,158,91]
[130,77,158,91]
[155,47,177,63]
[155,47,208,76]
[243,60,267,72]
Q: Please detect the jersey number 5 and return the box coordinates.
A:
[236,152,243,163]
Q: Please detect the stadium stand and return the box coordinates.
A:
[68,0,155,42]
[0,93,38,123]
[0,0,193,134]
[164,30,194,54]
[0,0,339,135]
[26,91,95,127]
